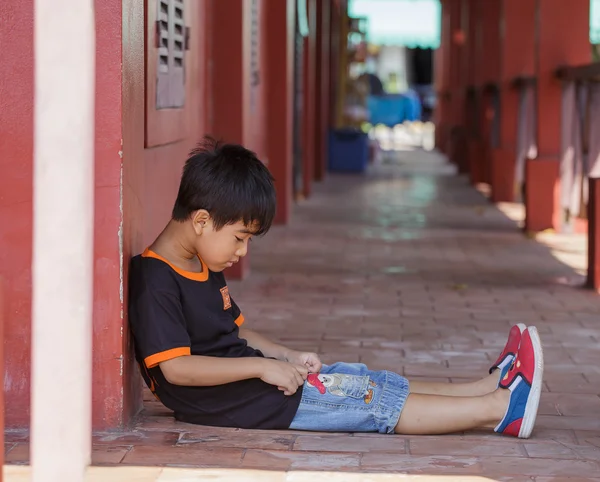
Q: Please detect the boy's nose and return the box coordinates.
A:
[235,244,248,258]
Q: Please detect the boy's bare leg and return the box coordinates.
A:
[394,389,510,435]
[396,326,543,437]
[409,371,500,397]
[406,323,527,398]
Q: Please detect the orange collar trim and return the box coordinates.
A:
[142,248,209,282]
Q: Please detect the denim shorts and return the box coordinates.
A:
[289,362,410,434]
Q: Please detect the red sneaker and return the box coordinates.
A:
[489,323,526,375]
[495,326,544,439]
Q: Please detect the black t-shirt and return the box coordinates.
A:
[128,248,303,429]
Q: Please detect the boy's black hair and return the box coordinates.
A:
[172,137,276,236]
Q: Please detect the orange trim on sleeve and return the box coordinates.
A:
[145,347,191,368]
[234,314,245,327]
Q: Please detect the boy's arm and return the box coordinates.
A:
[132,284,308,393]
[160,355,308,395]
[238,327,289,360]
[239,327,323,373]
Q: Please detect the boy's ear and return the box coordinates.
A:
[191,209,211,235]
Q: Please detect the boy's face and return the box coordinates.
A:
[193,214,256,272]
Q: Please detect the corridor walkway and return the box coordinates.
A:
[6,150,600,480]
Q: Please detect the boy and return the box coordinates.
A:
[129,138,544,438]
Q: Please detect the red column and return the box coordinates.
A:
[302,0,317,198]
[525,0,590,232]
[0,0,34,429]
[211,0,249,279]
[202,0,215,133]
[264,0,295,224]
[211,0,244,144]
[453,0,470,174]
[434,0,451,153]
[465,0,483,184]
[314,0,330,181]
[588,179,600,291]
[329,0,345,128]
[463,0,492,185]
[447,0,468,171]
[491,0,536,203]
[465,0,477,92]
[478,0,501,187]
[437,0,464,162]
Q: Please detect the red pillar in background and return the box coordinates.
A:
[525,0,590,232]
[211,0,249,279]
[202,0,215,134]
[314,0,331,181]
[478,0,501,187]
[437,0,464,162]
[491,0,536,203]
[464,0,477,102]
[434,0,451,153]
[465,0,493,186]
[0,0,34,428]
[453,0,470,173]
[446,0,467,171]
[265,0,295,224]
[588,179,600,291]
[211,0,244,147]
[302,0,317,199]
[329,0,345,129]
[464,0,483,185]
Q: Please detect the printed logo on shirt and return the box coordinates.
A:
[220,286,232,310]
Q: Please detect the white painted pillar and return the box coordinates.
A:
[32,1,95,481]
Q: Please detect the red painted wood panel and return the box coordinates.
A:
[265,0,295,225]
[0,0,34,428]
[587,179,600,291]
[302,0,317,199]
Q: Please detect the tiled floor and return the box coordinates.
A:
[6,150,600,480]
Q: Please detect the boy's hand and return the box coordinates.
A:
[259,359,308,396]
[284,350,322,373]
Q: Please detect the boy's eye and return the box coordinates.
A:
[235,235,253,243]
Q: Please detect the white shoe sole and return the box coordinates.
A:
[518,326,544,439]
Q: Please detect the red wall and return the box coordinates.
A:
[314,0,331,181]
[121,0,147,426]
[92,0,130,429]
[0,0,34,428]
[265,0,295,225]
[302,0,317,198]
[122,0,211,419]
[479,1,501,85]
[1,0,288,429]
[210,0,267,162]
[0,0,132,429]
[246,0,268,161]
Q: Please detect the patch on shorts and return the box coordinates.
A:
[307,373,377,404]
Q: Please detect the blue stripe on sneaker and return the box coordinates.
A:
[495,376,530,433]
